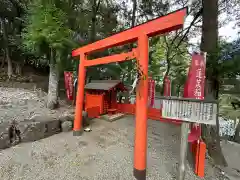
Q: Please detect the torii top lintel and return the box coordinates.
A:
[72,7,187,57]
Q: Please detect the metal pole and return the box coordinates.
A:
[178,122,189,180]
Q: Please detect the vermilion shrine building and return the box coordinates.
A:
[84,80,127,117]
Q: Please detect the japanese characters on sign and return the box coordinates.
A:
[64,71,74,100]
[194,68,203,99]
[176,53,217,123]
[161,98,217,125]
[184,53,206,100]
[182,53,207,140]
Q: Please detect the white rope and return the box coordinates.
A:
[130,76,138,94]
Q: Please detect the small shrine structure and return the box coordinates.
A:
[84,80,127,117]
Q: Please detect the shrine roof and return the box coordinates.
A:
[85,80,126,91]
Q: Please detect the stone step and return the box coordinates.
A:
[101,113,125,122]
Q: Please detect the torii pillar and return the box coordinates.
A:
[71,8,187,180]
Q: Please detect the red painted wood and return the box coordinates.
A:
[72,8,187,56]
[195,140,206,178]
[71,8,188,179]
[116,103,182,125]
[85,93,104,114]
[73,54,86,132]
[86,106,100,118]
[84,50,136,67]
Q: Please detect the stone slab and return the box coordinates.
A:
[0,112,91,150]
[101,113,125,122]
[0,116,61,150]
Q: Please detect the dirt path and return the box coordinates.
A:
[0,116,221,180]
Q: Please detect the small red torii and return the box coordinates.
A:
[72,8,187,180]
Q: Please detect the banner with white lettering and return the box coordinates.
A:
[64,71,74,100]
[183,53,206,142]
[184,53,206,100]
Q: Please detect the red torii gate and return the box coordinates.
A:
[72,8,187,180]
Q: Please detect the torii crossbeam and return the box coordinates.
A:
[72,8,187,180]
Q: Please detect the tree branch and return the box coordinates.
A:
[175,7,203,49]
[96,0,102,13]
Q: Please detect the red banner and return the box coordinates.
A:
[64,71,74,100]
[184,53,206,142]
[148,78,155,107]
[184,53,206,100]
[164,76,171,96]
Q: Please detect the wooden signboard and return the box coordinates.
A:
[161,96,218,125]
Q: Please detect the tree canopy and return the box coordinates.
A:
[0,0,239,96]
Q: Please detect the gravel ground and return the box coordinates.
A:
[0,87,73,124]
[220,141,240,179]
[0,116,221,180]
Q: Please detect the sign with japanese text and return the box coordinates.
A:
[184,53,206,100]
[183,53,207,141]
[161,97,217,125]
[64,71,74,100]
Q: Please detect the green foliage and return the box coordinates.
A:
[219,93,240,119]
[1,0,237,91]
[22,0,72,59]
[150,36,190,93]
[218,40,240,78]
[149,37,165,79]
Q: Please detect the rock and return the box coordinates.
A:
[82,111,87,118]
[0,123,11,149]
[234,122,240,143]
[18,117,61,142]
[0,133,9,149]
[82,111,90,127]
[60,111,89,127]
[0,115,61,150]
[59,114,74,123]
[61,121,73,132]
[46,100,59,110]
[0,121,20,149]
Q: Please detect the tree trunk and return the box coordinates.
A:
[128,0,138,84]
[86,0,102,81]
[47,49,59,109]
[0,21,5,69]
[234,120,240,143]
[0,51,6,69]
[200,0,227,167]
[1,18,13,78]
[90,0,101,43]
[131,0,137,28]
[161,37,171,96]
[15,62,22,75]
